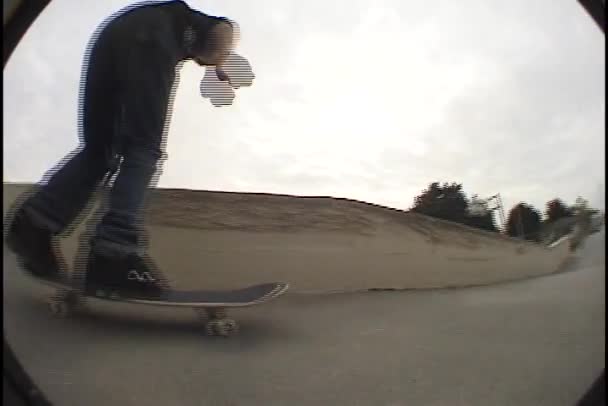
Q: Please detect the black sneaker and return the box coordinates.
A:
[83,250,170,300]
[5,209,66,283]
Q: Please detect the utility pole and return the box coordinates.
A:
[517,208,525,240]
[483,193,506,233]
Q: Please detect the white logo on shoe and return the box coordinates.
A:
[127,270,156,283]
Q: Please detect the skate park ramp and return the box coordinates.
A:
[4,183,573,291]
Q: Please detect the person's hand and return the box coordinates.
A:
[200,68,235,107]
[221,53,255,89]
[200,52,255,107]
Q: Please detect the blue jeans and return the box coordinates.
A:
[23,144,162,256]
[20,21,174,257]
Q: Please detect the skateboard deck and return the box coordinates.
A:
[37,276,288,337]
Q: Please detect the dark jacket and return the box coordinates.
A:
[99,0,227,67]
[82,1,227,158]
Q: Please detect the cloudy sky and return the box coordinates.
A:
[4,0,605,219]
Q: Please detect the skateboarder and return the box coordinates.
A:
[6,1,242,300]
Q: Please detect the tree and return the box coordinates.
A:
[411,182,468,223]
[572,196,594,216]
[571,196,601,232]
[411,183,498,232]
[464,212,498,232]
[545,198,572,223]
[506,203,542,241]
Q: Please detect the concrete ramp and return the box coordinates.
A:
[3,184,572,292]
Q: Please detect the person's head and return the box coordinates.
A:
[189,17,238,67]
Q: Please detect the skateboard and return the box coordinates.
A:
[37,277,289,337]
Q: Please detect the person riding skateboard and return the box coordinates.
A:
[6,1,245,300]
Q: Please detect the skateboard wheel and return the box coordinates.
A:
[205,319,239,337]
[223,319,239,334]
[47,299,73,318]
[47,290,83,317]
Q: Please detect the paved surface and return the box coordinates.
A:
[3,231,604,406]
